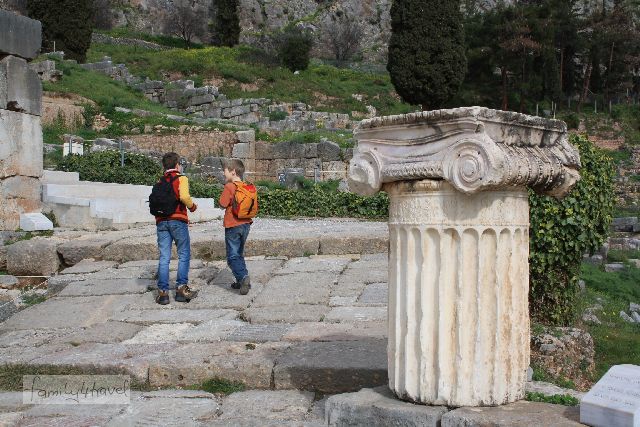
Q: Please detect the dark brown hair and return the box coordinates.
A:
[162,152,180,170]
[223,158,245,178]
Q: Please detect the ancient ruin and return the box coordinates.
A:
[349,107,580,407]
[0,10,52,231]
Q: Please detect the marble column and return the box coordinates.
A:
[348,107,581,407]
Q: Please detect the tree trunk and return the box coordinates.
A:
[578,62,593,113]
[501,66,509,110]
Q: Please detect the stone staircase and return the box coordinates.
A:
[42,171,224,230]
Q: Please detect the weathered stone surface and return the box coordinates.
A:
[0,246,6,270]
[0,176,42,230]
[244,304,329,324]
[58,278,154,297]
[442,401,582,426]
[60,260,118,275]
[244,237,320,258]
[0,10,42,60]
[19,212,52,231]
[273,339,387,393]
[47,274,85,295]
[226,323,294,343]
[0,296,123,330]
[0,299,18,322]
[320,235,389,255]
[252,273,333,307]
[611,216,639,232]
[123,323,194,344]
[57,239,112,266]
[0,107,43,179]
[358,282,388,305]
[179,319,245,342]
[219,390,314,421]
[525,381,585,400]
[531,327,595,391]
[112,308,238,325]
[278,257,350,274]
[0,55,42,115]
[184,283,261,310]
[60,321,144,344]
[318,140,342,161]
[7,239,59,277]
[232,142,251,158]
[326,387,448,427]
[0,275,19,289]
[148,342,288,389]
[236,129,256,143]
[325,307,387,323]
[283,321,387,342]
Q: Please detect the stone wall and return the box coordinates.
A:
[81,56,357,130]
[0,10,44,230]
[91,32,166,51]
[124,130,239,162]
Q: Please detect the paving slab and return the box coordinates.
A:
[105,390,220,427]
[283,322,387,342]
[59,260,118,275]
[46,274,86,295]
[0,327,75,347]
[148,342,290,389]
[112,308,238,325]
[277,257,351,275]
[179,319,246,342]
[329,296,359,307]
[59,321,143,344]
[325,307,387,323]
[357,282,388,305]
[252,274,332,307]
[273,339,388,393]
[57,278,155,297]
[123,323,195,344]
[319,235,388,256]
[219,390,314,421]
[244,305,329,324]
[441,401,583,426]
[226,323,294,343]
[0,295,128,330]
[86,266,155,280]
[326,387,448,427]
[185,283,264,310]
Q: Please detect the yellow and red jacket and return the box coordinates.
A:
[155,169,195,224]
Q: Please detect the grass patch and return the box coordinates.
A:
[193,378,245,395]
[20,294,47,307]
[580,263,640,302]
[525,392,580,406]
[86,44,414,116]
[607,249,640,263]
[531,366,576,390]
[255,129,355,148]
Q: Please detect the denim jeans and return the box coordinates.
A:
[156,220,191,292]
[225,223,251,282]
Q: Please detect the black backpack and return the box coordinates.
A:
[149,175,180,217]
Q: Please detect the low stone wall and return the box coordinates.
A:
[126,130,239,162]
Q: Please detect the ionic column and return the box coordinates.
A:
[386,180,530,406]
[348,107,580,407]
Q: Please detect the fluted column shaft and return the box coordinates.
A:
[385,180,530,407]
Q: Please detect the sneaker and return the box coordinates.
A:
[239,276,251,296]
[156,290,170,305]
[175,285,198,302]
[231,282,241,290]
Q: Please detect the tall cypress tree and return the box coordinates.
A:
[27,0,94,63]
[387,0,467,110]
[211,0,240,47]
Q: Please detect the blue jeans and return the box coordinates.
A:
[156,220,190,292]
[225,223,250,282]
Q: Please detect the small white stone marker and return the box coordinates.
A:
[19,213,53,231]
[581,364,640,427]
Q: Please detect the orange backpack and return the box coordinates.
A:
[232,181,259,219]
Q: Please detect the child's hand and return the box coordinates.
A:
[190,203,198,212]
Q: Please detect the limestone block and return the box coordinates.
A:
[0,56,42,115]
[581,364,640,427]
[318,140,342,161]
[236,129,256,143]
[7,238,60,277]
[326,387,448,427]
[19,213,53,231]
[235,112,261,125]
[188,94,215,106]
[322,161,347,180]
[0,176,41,230]
[443,401,581,426]
[385,180,530,406]
[0,110,43,178]
[0,10,42,60]
[255,143,275,160]
[223,105,251,118]
[232,142,251,159]
[304,143,318,158]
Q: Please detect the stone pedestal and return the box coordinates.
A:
[386,180,530,406]
[348,107,580,407]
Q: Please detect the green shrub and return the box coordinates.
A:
[529,134,615,324]
[562,113,580,130]
[268,110,288,121]
[525,392,579,406]
[56,151,162,186]
[277,27,313,72]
